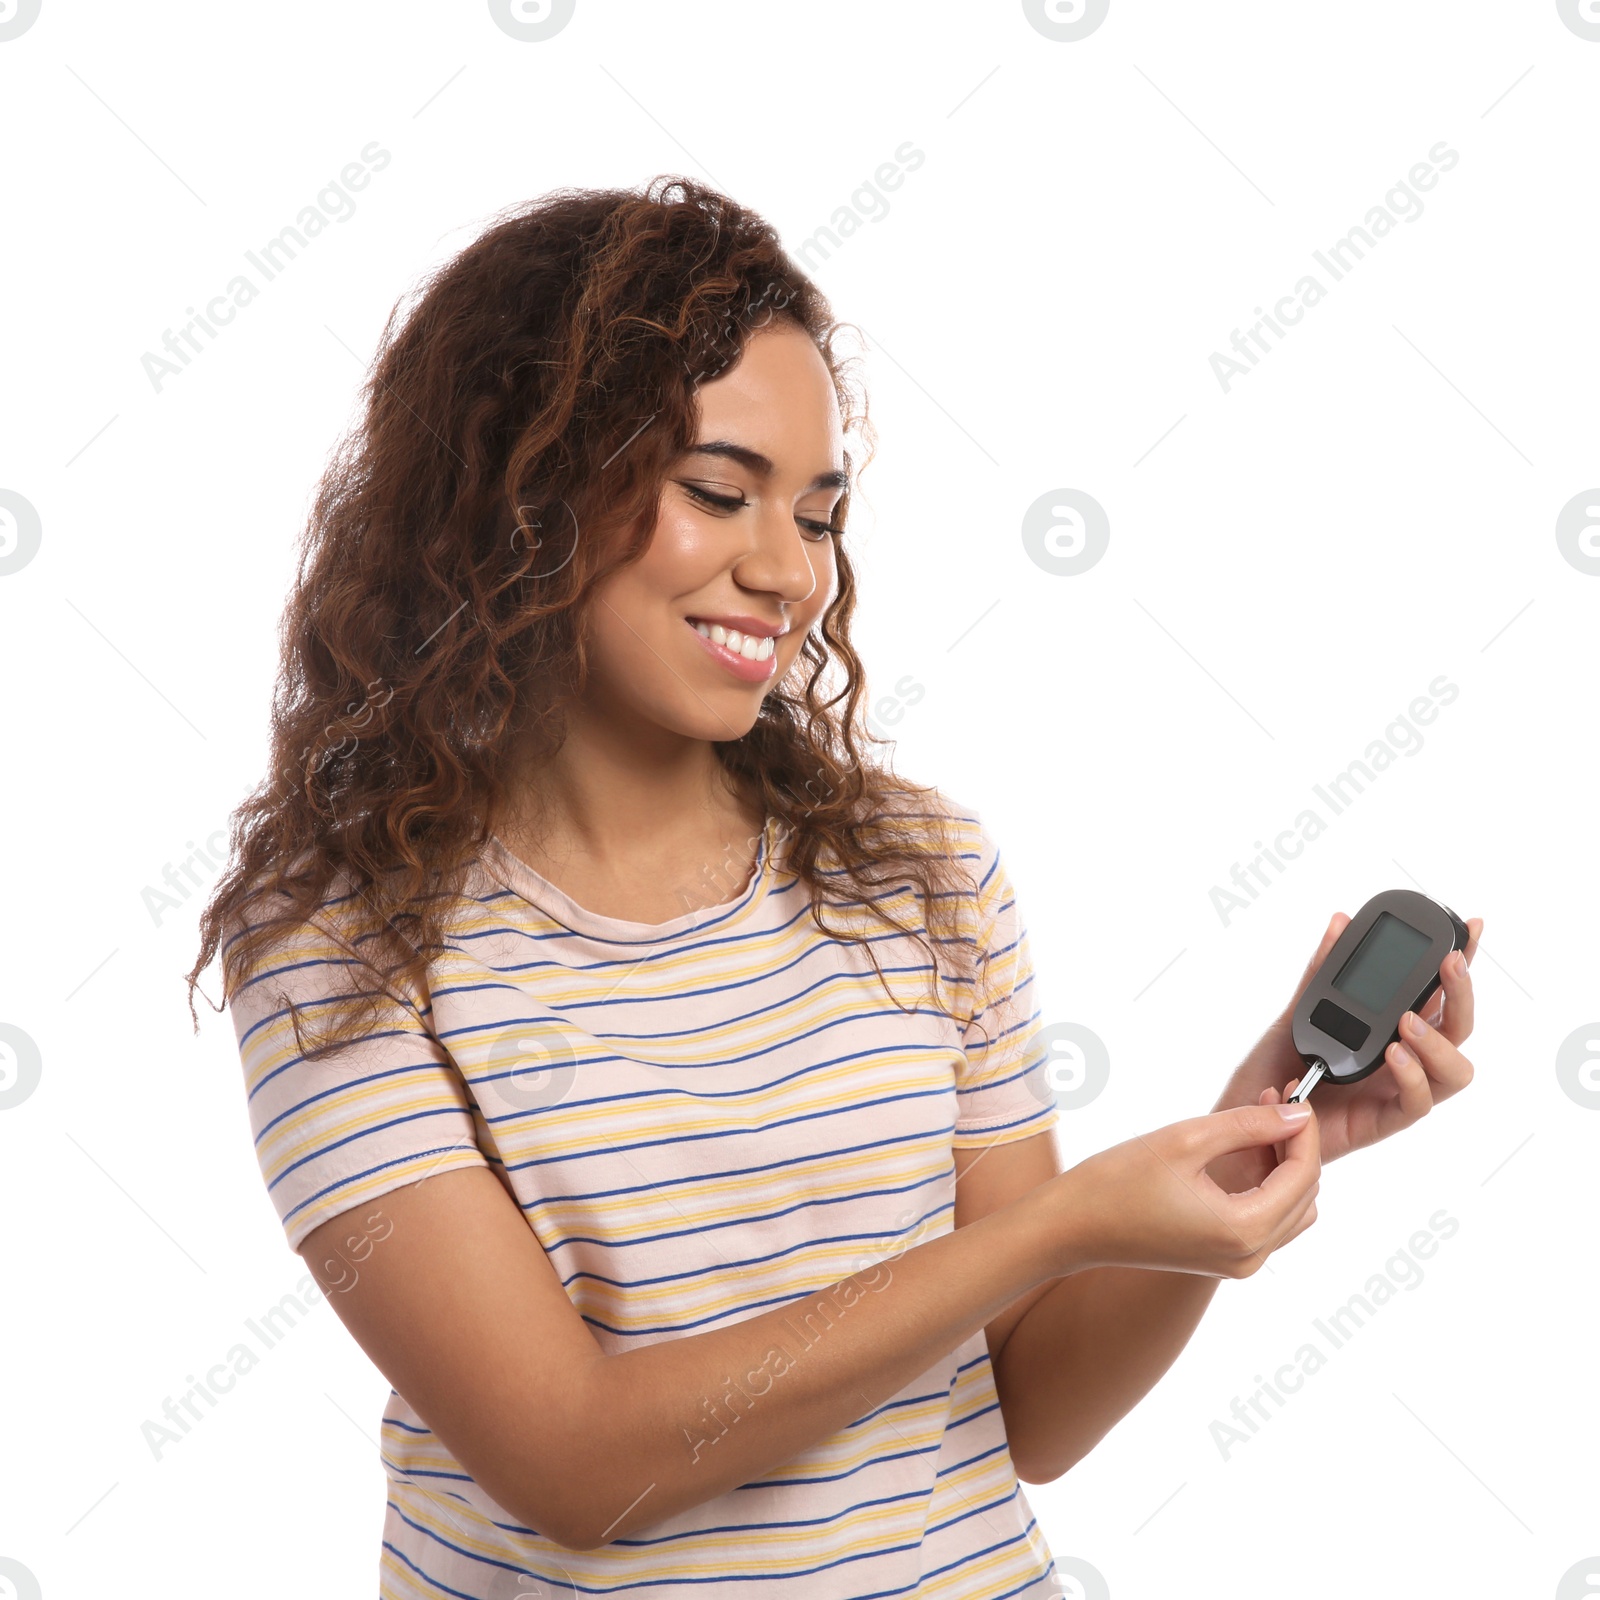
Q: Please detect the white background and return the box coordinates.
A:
[2,2,1596,1596]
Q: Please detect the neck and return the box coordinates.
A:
[498,696,762,874]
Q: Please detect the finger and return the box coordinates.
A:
[1250,1102,1320,1220]
[1280,1077,1305,1165]
[1258,1085,1283,1152]
[1373,1038,1435,1139]
[1191,1101,1317,1167]
[1288,913,1350,1010]
[1258,1085,1288,1168]
[1241,1174,1321,1268]
[1464,916,1483,966]
[1279,1169,1321,1239]
[1433,943,1475,1046]
[1233,1133,1320,1264]
[1277,1184,1320,1248]
[1397,1008,1475,1101]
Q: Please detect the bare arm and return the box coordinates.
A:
[302,1100,1312,1548]
[299,1163,1082,1551]
[980,912,1484,1480]
[971,918,1427,1479]
[961,1110,1317,1483]
[972,1131,1227,1484]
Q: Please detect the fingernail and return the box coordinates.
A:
[1275,1103,1312,1123]
[1392,1041,1418,1066]
[1405,1011,1429,1038]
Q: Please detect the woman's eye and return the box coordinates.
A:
[681,481,840,542]
[682,483,747,512]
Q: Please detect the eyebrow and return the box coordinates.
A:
[685,440,849,493]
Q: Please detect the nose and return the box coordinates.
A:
[732,500,822,608]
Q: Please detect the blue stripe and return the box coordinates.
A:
[573,1218,954,1336]
[251,1056,452,1133]
[440,954,957,1044]
[538,1169,948,1257]
[501,1084,956,1176]
[533,1123,951,1209]
[552,1197,948,1292]
[266,1107,473,1194]
[473,1034,959,1133]
[276,1137,479,1225]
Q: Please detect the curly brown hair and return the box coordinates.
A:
[188,175,992,1059]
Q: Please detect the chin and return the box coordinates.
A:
[674,696,766,743]
[601,680,766,744]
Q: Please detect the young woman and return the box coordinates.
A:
[191,177,1481,1600]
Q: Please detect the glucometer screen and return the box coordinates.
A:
[1332,912,1432,1013]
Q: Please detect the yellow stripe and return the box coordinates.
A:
[528,1134,950,1235]
[283,1148,486,1243]
[387,1448,1031,1583]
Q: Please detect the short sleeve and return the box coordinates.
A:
[227,905,489,1254]
[951,819,1059,1149]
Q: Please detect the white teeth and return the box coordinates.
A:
[690,621,775,661]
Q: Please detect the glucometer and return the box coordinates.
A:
[1286,889,1471,1104]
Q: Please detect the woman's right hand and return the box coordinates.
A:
[1043,1102,1321,1279]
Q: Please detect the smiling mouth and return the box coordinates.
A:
[687,618,778,661]
[684,618,780,681]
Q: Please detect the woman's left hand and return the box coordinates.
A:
[1213,910,1483,1181]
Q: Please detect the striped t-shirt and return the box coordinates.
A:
[230,800,1062,1599]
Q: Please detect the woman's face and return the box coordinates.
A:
[579,319,846,744]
